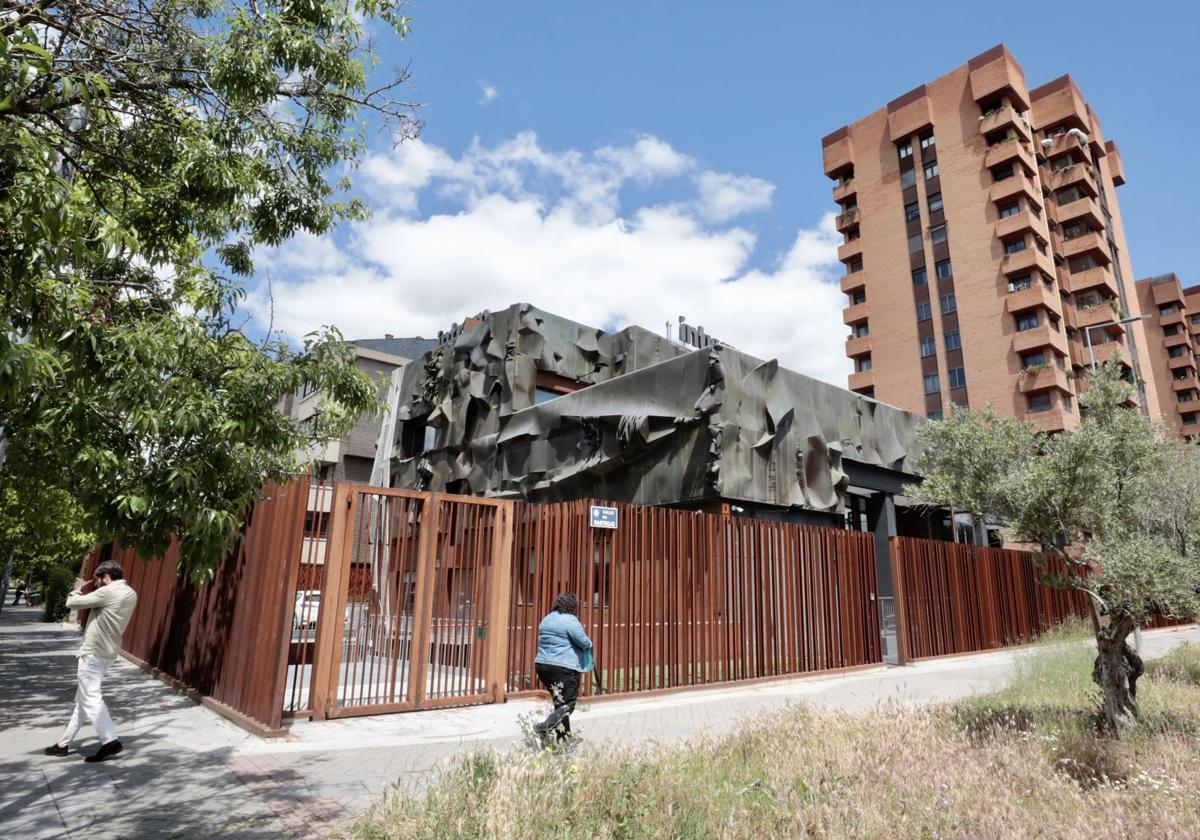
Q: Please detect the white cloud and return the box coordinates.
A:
[694,170,775,222]
[250,134,851,385]
[477,81,499,105]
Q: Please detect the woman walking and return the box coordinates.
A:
[533,592,593,743]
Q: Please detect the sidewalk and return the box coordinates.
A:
[2,603,1197,839]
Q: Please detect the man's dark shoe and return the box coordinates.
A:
[44,744,69,757]
[84,740,123,763]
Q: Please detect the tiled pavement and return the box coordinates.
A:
[2,604,1197,839]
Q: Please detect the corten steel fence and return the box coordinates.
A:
[890,537,1089,661]
[305,486,514,719]
[507,501,882,700]
[282,482,334,716]
[84,481,309,735]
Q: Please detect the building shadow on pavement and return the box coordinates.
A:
[0,606,351,840]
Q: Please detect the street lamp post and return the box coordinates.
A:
[1081,313,1149,370]
[1080,313,1152,417]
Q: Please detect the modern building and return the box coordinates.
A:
[278,335,438,483]
[370,303,962,606]
[1134,275,1200,439]
[823,44,1162,432]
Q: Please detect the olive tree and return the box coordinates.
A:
[908,360,1200,734]
[2,0,417,580]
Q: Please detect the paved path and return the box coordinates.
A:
[2,604,1197,839]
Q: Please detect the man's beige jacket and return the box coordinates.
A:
[66,580,138,660]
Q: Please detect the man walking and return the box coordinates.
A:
[44,560,138,763]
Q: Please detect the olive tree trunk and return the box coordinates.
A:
[1092,618,1143,735]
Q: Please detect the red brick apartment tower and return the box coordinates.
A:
[823,45,1163,431]
[1135,274,1200,439]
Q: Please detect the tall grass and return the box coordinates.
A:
[344,640,1200,840]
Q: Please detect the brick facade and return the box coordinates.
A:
[823,44,1163,432]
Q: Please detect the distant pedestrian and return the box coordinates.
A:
[532,592,593,744]
[44,560,138,763]
[11,578,27,605]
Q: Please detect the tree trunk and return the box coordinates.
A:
[1092,620,1143,735]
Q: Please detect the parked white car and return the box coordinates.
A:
[293,590,321,631]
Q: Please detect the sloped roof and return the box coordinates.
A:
[350,336,440,360]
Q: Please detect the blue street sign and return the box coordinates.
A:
[590,505,619,529]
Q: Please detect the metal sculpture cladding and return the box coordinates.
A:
[386,304,923,512]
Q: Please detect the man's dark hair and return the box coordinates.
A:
[94,560,124,581]
[552,592,579,615]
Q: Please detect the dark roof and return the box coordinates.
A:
[350,336,439,360]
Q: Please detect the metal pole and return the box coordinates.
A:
[1085,325,1097,370]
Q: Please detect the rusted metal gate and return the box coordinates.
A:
[307,486,513,719]
[282,481,334,715]
[890,536,1089,660]
[508,500,881,700]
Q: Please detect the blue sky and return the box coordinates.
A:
[250,1,1200,383]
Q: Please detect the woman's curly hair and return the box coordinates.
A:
[552,592,579,615]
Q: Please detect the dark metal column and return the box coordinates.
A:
[867,493,901,664]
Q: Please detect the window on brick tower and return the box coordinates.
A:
[900,168,916,189]
[920,131,935,149]
[905,201,920,221]
[924,162,939,179]
[947,367,966,389]
[916,301,932,322]
[999,202,1020,218]
[920,336,936,358]
[940,293,956,314]
[1004,238,1026,255]
[944,330,961,351]
[912,267,927,286]
[1027,393,1052,413]
[930,225,947,245]
[923,373,940,394]
[1062,221,1090,240]
[1016,313,1039,331]
[935,259,953,279]
[927,192,943,213]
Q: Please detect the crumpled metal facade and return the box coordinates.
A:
[389,303,923,512]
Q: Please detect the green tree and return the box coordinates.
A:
[0,477,96,583]
[1,0,415,580]
[908,360,1200,734]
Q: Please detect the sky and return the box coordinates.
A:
[248,0,1200,386]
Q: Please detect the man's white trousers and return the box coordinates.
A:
[58,654,119,746]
